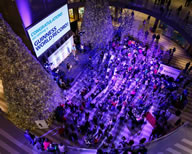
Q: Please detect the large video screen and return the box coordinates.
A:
[48,36,74,69]
[27,4,70,57]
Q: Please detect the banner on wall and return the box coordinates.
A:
[27,4,70,57]
[158,64,181,80]
[48,36,74,69]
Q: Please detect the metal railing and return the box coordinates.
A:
[68,0,192,44]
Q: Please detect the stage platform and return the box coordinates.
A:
[57,49,94,83]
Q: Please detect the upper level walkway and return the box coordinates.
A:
[68,0,192,46]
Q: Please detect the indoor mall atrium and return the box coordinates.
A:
[0,0,192,153]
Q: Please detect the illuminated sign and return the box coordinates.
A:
[27,4,70,57]
[48,36,74,69]
[158,64,181,80]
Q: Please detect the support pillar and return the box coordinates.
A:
[73,8,79,21]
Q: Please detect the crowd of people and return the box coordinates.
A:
[22,2,192,152]
[24,130,66,153]
[153,0,191,24]
[24,31,192,153]
[44,62,74,89]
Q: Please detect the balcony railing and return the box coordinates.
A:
[68,0,192,44]
[110,0,192,43]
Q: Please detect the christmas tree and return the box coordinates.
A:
[81,0,114,49]
[0,15,64,130]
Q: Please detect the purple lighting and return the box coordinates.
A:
[15,0,32,28]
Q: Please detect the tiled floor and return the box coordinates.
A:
[148,123,192,154]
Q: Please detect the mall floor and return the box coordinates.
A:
[0,12,192,154]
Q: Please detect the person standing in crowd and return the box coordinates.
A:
[184,11,190,24]
[168,49,173,64]
[143,20,146,28]
[167,8,172,17]
[34,138,44,151]
[67,63,71,72]
[168,47,176,63]
[24,130,35,145]
[80,44,84,53]
[154,0,158,5]
[146,15,151,24]
[176,5,183,16]
[146,15,151,29]
[72,44,78,64]
[156,0,161,5]
[88,55,93,69]
[152,33,156,42]
[166,0,171,12]
[156,34,160,44]
[161,0,165,6]
[43,138,51,151]
[160,6,164,16]
[72,44,77,56]
[47,142,56,152]
[172,47,176,53]
[145,30,149,40]
[184,62,191,73]
[183,78,192,88]
[58,143,65,153]
[131,11,135,18]
[187,66,192,74]
[185,0,192,7]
